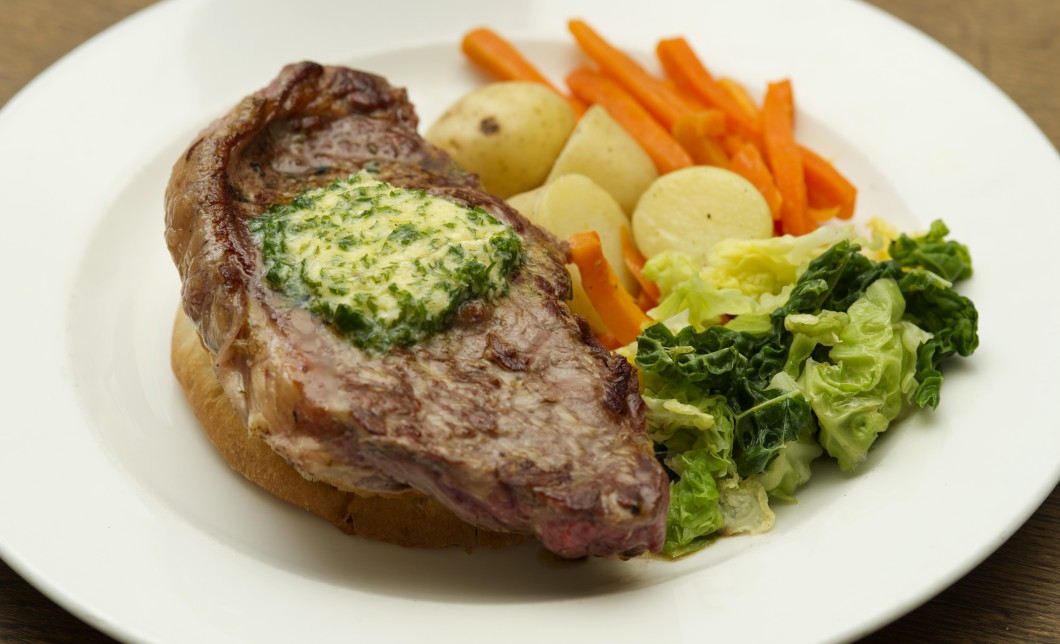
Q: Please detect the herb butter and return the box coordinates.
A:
[249,171,523,353]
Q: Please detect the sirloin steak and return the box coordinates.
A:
[164,62,669,557]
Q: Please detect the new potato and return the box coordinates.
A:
[632,166,774,266]
[524,174,637,294]
[545,105,658,215]
[505,175,636,334]
[425,82,575,199]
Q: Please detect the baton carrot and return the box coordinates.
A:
[568,231,650,346]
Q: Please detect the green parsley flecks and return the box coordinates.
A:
[248,171,523,353]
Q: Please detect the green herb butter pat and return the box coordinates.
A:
[249,171,523,353]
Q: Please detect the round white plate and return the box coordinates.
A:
[1,0,1058,642]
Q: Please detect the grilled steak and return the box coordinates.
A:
[164,62,669,557]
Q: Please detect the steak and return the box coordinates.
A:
[164,62,669,557]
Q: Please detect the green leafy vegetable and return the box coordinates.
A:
[632,221,979,556]
[794,278,931,471]
[663,449,727,557]
[889,219,973,283]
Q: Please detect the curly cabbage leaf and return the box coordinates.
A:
[717,476,775,536]
[663,449,728,557]
[647,277,756,330]
[642,250,701,298]
[889,219,973,283]
[643,390,735,470]
[897,269,979,408]
[794,278,930,471]
[700,225,858,304]
[753,372,823,501]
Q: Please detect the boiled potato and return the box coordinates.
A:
[532,174,637,294]
[632,166,773,265]
[425,82,576,199]
[546,105,658,215]
[504,186,543,220]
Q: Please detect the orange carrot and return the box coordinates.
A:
[619,226,661,305]
[664,78,709,111]
[566,67,693,174]
[672,110,729,167]
[808,205,842,222]
[800,145,857,220]
[595,332,624,351]
[568,231,650,345]
[762,80,811,235]
[718,78,761,123]
[729,141,783,220]
[679,109,727,137]
[672,115,729,167]
[462,28,586,116]
[656,38,762,138]
[568,20,694,130]
[720,132,749,157]
[635,289,658,313]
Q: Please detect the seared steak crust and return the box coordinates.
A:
[165,62,668,557]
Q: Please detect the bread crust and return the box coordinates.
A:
[170,308,521,550]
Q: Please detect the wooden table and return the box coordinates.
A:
[1,1,1057,641]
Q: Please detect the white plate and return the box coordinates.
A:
[1,0,1058,642]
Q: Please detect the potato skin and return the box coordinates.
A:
[632,166,774,265]
[425,82,576,199]
[546,105,658,215]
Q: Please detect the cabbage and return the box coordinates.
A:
[700,225,857,304]
[889,219,973,283]
[633,223,978,557]
[663,449,728,557]
[754,371,823,501]
[642,250,700,298]
[794,279,931,471]
[717,476,775,535]
[647,277,757,330]
[642,391,734,467]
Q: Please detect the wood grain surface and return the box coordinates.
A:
[1,0,1057,642]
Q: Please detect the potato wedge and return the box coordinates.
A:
[505,186,543,220]
[425,82,576,199]
[532,174,637,294]
[546,105,658,215]
[632,166,773,265]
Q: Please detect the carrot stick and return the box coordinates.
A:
[462,28,586,116]
[568,231,650,345]
[729,141,783,221]
[718,78,761,123]
[635,289,657,313]
[800,145,857,220]
[680,109,727,137]
[656,38,762,138]
[672,110,729,167]
[808,205,841,222]
[664,78,708,111]
[720,132,749,157]
[595,332,624,351]
[566,67,693,174]
[672,115,729,167]
[619,226,661,304]
[762,80,811,236]
[568,20,694,131]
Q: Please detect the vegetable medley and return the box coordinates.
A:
[431,22,980,557]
